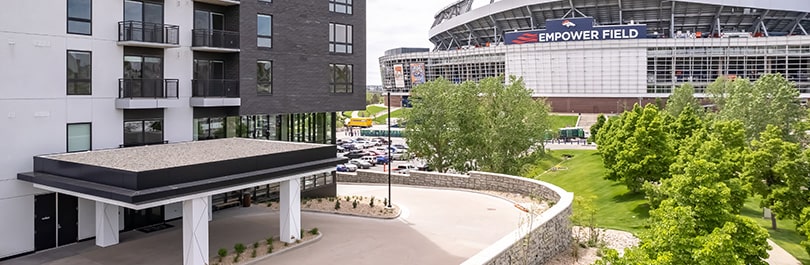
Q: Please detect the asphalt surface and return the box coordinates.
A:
[2,184,524,265]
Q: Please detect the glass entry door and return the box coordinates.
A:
[124,55,163,97]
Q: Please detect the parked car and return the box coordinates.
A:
[393,144,408,150]
[344,150,368,159]
[336,164,349,172]
[417,164,431,171]
[395,164,417,173]
[336,146,346,153]
[373,137,388,145]
[349,159,372,169]
[375,155,389,165]
[362,141,376,148]
[367,150,385,156]
[360,155,378,166]
[341,143,358,151]
[343,163,358,172]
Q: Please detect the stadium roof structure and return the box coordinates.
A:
[428,0,810,50]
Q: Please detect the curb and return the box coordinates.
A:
[241,233,323,265]
[302,207,401,220]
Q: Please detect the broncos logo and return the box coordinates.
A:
[510,33,539,44]
[562,20,576,28]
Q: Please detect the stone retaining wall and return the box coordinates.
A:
[337,170,573,265]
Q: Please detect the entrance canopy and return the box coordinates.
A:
[18,138,343,209]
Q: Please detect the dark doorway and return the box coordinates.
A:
[34,193,56,251]
[57,194,78,246]
[124,206,165,231]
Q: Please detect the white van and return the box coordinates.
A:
[360,155,377,165]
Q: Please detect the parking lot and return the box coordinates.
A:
[335,134,425,173]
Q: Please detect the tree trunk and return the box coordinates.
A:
[771,214,778,230]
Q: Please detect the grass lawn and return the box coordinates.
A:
[527,150,649,234]
[366,105,387,116]
[527,149,810,263]
[741,198,810,264]
[373,108,406,124]
[549,115,579,130]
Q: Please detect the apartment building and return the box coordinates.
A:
[0,0,364,260]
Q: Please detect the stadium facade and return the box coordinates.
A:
[379,0,810,113]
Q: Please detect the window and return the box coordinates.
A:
[330,63,353,93]
[329,23,352,54]
[67,123,91,152]
[257,60,272,94]
[67,50,92,95]
[124,119,164,147]
[329,0,352,14]
[257,14,272,48]
[67,0,92,34]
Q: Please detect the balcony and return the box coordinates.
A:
[193,0,239,6]
[116,78,181,109]
[190,79,241,107]
[191,29,240,53]
[118,21,180,48]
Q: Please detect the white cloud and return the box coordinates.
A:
[365,0,490,85]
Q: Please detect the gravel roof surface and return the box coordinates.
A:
[44,138,327,172]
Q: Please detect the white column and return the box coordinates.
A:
[207,196,212,222]
[95,202,119,247]
[280,177,301,243]
[183,197,209,265]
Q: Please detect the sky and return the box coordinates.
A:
[365,0,488,86]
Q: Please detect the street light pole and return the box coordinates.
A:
[387,91,392,208]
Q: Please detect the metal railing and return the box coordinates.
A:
[192,79,239,97]
[119,79,179,98]
[118,21,180,45]
[191,29,240,49]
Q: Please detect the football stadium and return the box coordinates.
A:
[379,0,810,113]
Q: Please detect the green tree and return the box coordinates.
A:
[710,74,805,141]
[600,104,673,192]
[605,156,771,264]
[475,76,550,175]
[403,78,460,172]
[588,114,606,144]
[743,125,804,230]
[403,76,549,175]
[665,83,701,117]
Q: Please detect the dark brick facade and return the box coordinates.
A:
[237,0,366,115]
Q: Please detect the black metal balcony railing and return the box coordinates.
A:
[192,79,240,97]
[118,21,180,45]
[119,79,179,98]
[192,29,240,49]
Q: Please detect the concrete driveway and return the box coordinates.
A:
[2,184,524,265]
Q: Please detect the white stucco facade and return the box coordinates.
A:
[0,0,193,258]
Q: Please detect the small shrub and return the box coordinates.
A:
[300,229,304,239]
[217,248,228,262]
[253,242,259,249]
[345,196,351,202]
[334,200,341,210]
[369,196,375,208]
[309,227,319,235]
[266,237,273,245]
[233,256,239,263]
[251,248,257,258]
[317,198,323,203]
[266,201,273,207]
[296,239,301,244]
[284,242,289,247]
[352,200,358,208]
[267,245,274,254]
[383,197,388,206]
[234,243,246,261]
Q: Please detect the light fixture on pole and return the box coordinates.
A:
[387,91,392,208]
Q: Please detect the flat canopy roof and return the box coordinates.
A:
[45,138,317,172]
[19,138,344,205]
